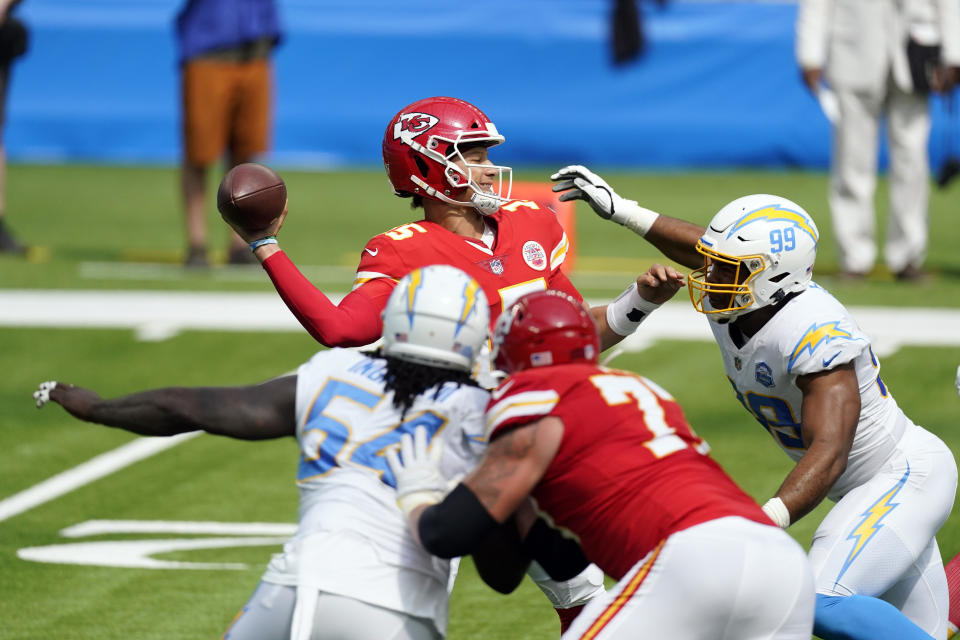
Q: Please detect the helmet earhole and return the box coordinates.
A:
[414,156,429,177]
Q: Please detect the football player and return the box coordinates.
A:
[553,166,957,640]
[34,265,527,640]
[223,96,680,625]
[223,96,671,382]
[388,289,816,639]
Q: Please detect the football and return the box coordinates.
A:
[217,163,287,232]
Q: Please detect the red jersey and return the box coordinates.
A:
[486,364,770,580]
[352,200,580,327]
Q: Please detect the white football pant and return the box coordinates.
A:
[562,517,815,639]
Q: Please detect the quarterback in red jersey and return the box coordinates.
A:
[223,96,665,359]
[389,288,816,639]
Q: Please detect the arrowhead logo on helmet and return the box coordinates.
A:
[382,96,512,216]
[393,112,439,144]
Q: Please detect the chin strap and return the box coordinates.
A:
[410,175,507,216]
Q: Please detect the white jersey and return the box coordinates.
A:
[261,348,488,635]
[710,283,915,499]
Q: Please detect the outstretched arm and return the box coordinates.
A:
[34,377,297,440]
[763,363,860,527]
[644,216,707,270]
[593,263,686,350]
[222,204,391,347]
[551,165,705,269]
[260,251,393,347]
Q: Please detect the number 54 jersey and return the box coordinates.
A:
[261,347,489,635]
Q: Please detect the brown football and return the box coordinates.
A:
[217,163,287,232]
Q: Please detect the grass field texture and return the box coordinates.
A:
[1,164,959,639]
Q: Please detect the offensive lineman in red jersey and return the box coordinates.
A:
[222,96,666,376]
[388,290,816,639]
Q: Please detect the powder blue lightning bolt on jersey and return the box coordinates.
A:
[711,283,914,499]
[261,347,489,635]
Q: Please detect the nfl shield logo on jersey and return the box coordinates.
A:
[490,258,504,275]
[522,241,547,271]
[734,356,742,371]
[755,362,775,388]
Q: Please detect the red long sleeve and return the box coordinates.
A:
[262,250,395,347]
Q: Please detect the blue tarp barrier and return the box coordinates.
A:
[7,0,958,169]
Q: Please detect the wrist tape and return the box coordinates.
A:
[616,201,661,237]
[762,497,791,529]
[396,490,443,519]
[606,282,662,337]
[249,236,278,252]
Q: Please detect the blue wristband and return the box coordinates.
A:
[249,236,278,252]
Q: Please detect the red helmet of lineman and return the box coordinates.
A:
[492,290,600,374]
[382,96,513,215]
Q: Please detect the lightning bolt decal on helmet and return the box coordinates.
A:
[688,195,819,321]
[382,265,490,372]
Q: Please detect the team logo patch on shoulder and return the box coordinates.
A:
[522,241,547,271]
[755,362,775,388]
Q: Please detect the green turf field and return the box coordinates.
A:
[2,164,959,639]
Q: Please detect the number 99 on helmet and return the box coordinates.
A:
[382,265,490,372]
[688,194,819,321]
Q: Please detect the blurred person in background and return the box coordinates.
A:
[796,0,960,281]
[0,0,28,254]
[177,0,281,267]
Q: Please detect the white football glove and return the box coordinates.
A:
[33,381,58,408]
[550,165,660,237]
[386,426,446,518]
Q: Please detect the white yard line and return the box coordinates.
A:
[2,289,959,353]
[60,519,297,537]
[0,432,199,523]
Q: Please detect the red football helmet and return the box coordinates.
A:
[492,290,600,374]
[382,96,512,215]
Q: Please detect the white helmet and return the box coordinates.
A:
[382,264,490,371]
[688,194,819,321]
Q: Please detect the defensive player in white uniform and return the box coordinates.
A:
[551,165,958,640]
[33,265,530,640]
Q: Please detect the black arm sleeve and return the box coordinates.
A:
[521,517,591,581]
[472,515,532,594]
[418,483,499,559]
